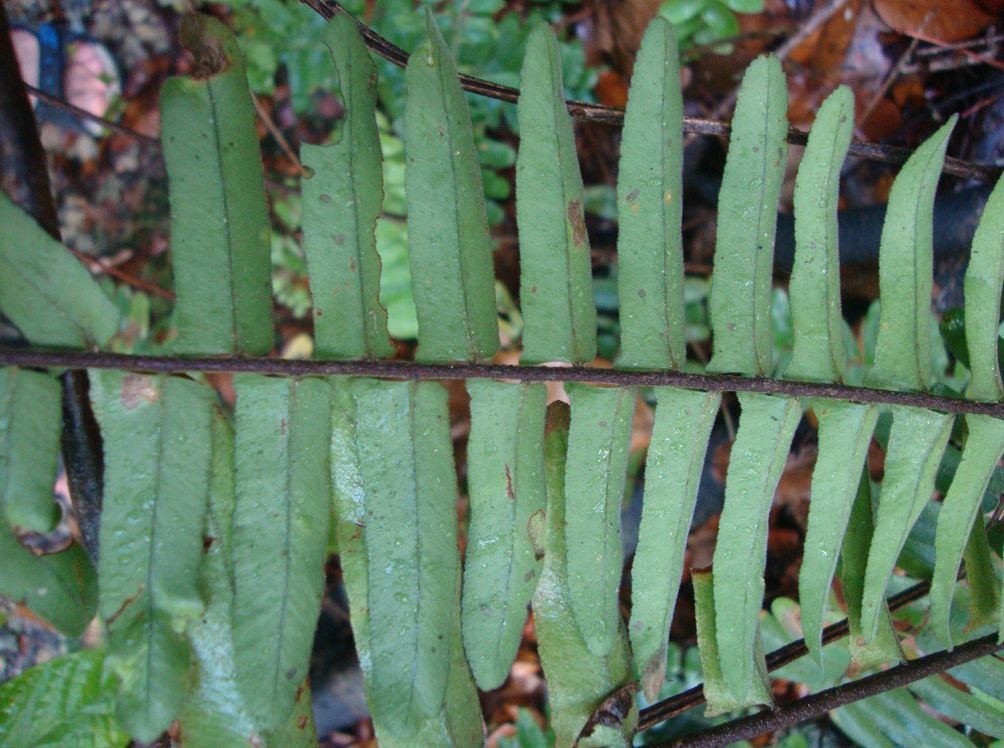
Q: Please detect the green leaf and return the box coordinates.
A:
[930,415,1004,647]
[706,55,788,376]
[865,117,957,391]
[839,472,903,669]
[616,18,685,370]
[786,86,854,383]
[178,407,318,747]
[232,376,331,730]
[629,387,719,699]
[964,173,1004,402]
[405,12,499,362]
[799,400,878,666]
[853,688,974,748]
[462,380,547,689]
[178,407,258,746]
[532,402,635,748]
[694,568,772,716]
[564,383,635,656]
[516,24,597,364]
[908,674,1004,740]
[860,406,952,643]
[0,193,120,349]
[332,379,463,742]
[90,371,215,741]
[161,14,274,355]
[713,392,800,701]
[830,701,897,748]
[0,649,129,747]
[0,369,61,533]
[959,515,999,634]
[0,529,96,636]
[300,15,393,360]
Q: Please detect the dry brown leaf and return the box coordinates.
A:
[873,0,996,43]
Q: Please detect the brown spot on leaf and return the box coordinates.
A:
[121,374,159,409]
[567,200,587,246]
[504,464,514,501]
[280,417,287,436]
[105,585,144,627]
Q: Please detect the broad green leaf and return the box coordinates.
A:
[90,371,215,741]
[462,380,547,689]
[945,646,1004,700]
[706,55,788,377]
[412,577,486,747]
[693,568,771,716]
[909,675,1004,740]
[232,376,331,730]
[930,415,1004,647]
[615,18,685,370]
[300,15,393,360]
[564,383,635,656]
[179,407,257,746]
[840,471,903,669]
[405,13,499,362]
[179,409,318,747]
[629,387,719,699]
[799,400,878,666]
[516,24,597,364]
[161,14,273,355]
[0,368,61,533]
[0,649,128,747]
[0,529,96,636]
[959,516,999,633]
[332,379,462,741]
[786,86,854,383]
[713,392,800,702]
[964,173,1004,401]
[861,406,953,642]
[865,117,957,391]
[533,402,635,748]
[758,596,850,692]
[830,702,896,748]
[0,193,120,349]
[854,688,974,748]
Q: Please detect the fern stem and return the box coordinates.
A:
[637,580,931,730]
[1,349,1001,418]
[658,632,1002,746]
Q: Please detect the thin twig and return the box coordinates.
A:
[637,580,931,730]
[709,0,850,121]
[63,245,175,301]
[0,349,1001,417]
[298,0,1001,184]
[250,92,309,177]
[23,83,161,145]
[659,633,1003,747]
[857,21,926,131]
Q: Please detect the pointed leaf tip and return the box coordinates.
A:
[405,15,499,362]
[517,24,597,364]
[866,116,958,392]
[707,54,788,377]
